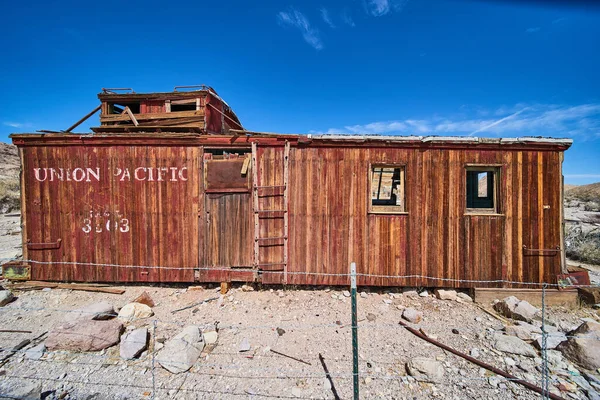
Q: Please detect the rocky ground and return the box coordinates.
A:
[0,283,599,400]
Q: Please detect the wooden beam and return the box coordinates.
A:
[65,104,102,132]
[124,106,139,126]
[474,288,578,307]
[100,109,204,123]
[8,281,125,294]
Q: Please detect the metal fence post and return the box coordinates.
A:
[152,319,157,400]
[351,262,359,400]
[541,283,549,400]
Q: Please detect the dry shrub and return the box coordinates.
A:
[0,178,20,213]
[565,225,600,265]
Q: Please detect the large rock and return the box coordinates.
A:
[132,291,155,308]
[120,327,148,359]
[505,321,542,340]
[493,334,537,357]
[579,288,600,305]
[434,289,457,301]
[25,343,46,360]
[533,332,567,350]
[402,308,423,324]
[557,321,600,370]
[157,325,205,373]
[64,301,116,322]
[494,296,540,322]
[457,292,473,302]
[117,302,154,322]
[46,319,123,352]
[0,380,42,400]
[0,290,15,306]
[406,357,445,383]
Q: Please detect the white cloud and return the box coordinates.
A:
[312,103,600,140]
[564,174,600,178]
[277,8,323,50]
[526,27,541,33]
[320,7,335,28]
[2,121,32,129]
[364,0,391,16]
[341,9,356,27]
[363,0,408,17]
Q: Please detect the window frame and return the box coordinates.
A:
[465,164,501,215]
[368,163,407,215]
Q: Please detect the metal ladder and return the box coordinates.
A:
[252,141,290,283]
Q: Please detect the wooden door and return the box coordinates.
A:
[201,151,254,282]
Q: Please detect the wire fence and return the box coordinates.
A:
[0,257,599,399]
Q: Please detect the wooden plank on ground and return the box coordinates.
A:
[474,288,578,307]
[7,281,125,294]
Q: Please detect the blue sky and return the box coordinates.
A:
[0,0,598,184]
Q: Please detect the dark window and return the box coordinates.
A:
[466,169,496,210]
[370,166,405,213]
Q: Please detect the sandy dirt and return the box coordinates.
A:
[0,282,598,400]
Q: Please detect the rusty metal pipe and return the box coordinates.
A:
[397,320,566,400]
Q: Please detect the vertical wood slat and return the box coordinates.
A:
[252,142,259,269]
[283,141,290,284]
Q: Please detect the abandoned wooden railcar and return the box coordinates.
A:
[10,88,572,288]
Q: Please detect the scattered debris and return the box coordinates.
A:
[203,330,218,345]
[171,296,219,314]
[406,357,445,383]
[276,327,286,336]
[402,308,423,324]
[270,349,311,366]
[239,338,251,352]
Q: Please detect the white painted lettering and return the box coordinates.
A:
[120,168,131,181]
[178,167,188,181]
[134,167,147,181]
[72,168,86,182]
[50,168,64,181]
[86,168,100,182]
[34,168,48,182]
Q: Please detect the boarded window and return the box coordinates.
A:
[466,168,498,211]
[205,157,251,193]
[370,166,405,213]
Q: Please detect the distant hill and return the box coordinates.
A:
[0,142,20,213]
[564,184,578,192]
[566,182,600,203]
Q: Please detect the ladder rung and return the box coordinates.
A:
[257,262,286,266]
[255,185,286,189]
[255,209,286,213]
[256,236,286,241]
